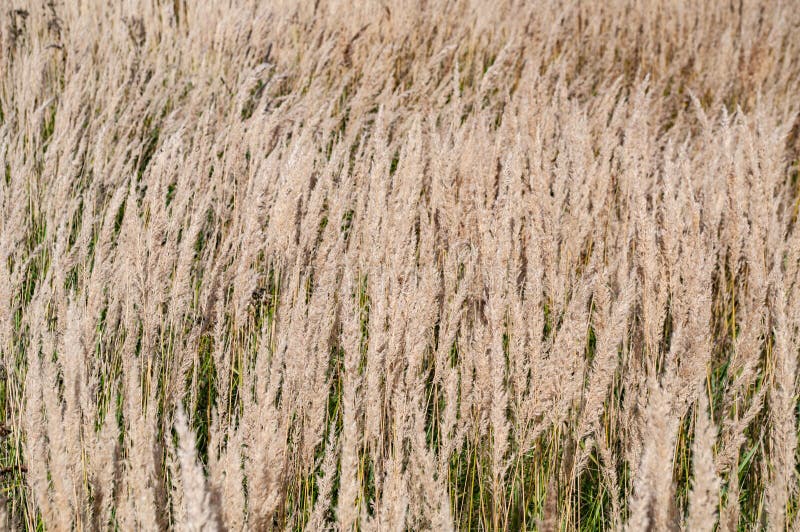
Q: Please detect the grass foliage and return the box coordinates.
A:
[2,0,800,530]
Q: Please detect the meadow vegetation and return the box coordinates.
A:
[1,0,800,529]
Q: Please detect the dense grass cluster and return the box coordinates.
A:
[2,0,800,529]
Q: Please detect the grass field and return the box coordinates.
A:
[2,0,800,530]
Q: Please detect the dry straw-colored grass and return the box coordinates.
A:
[1,0,800,530]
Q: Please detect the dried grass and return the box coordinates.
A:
[1,0,800,529]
